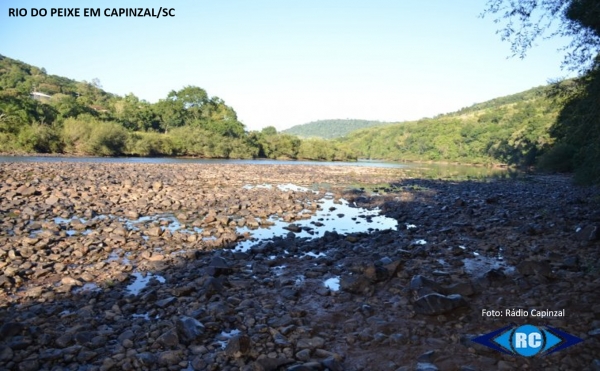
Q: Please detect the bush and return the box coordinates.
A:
[62,115,128,156]
[17,123,63,153]
[0,132,18,152]
[537,142,577,172]
[126,132,175,156]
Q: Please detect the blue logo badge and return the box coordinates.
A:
[472,324,583,356]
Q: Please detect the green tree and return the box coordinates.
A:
[482,0,600,73]
[484,0,600,182]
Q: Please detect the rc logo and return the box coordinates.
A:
[472,324,583,356]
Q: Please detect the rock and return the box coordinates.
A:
[296,337,325,350]
[340,274,372,294]
[0,345,13,361]
[516,260,552,277]
[225,334,251,358]
[77,349,97,363]
[157,350,183,366]
[410,275,442,295]
[416,363,439,371]
[575,225,598,241]
[295,348,311,361]
[135,352,157,367]
[157,329,180,348]
[588,328,600,336]
[45,195,59,205]
[444,282,475,297]
[146,226,163,237]
[562,256,579,269]
[252,357,294,371]
[17,359,39,371]
[0,322,25,338]
[364,264,390,282]
[207,256,232,276]
[156,297,177,308]
[54,333,72,348]
[284,224,302,233]
[61,276,82,287]
[16,185,37,196]
[322,356,344,371]
[413,294,467,315]
[175,316,205,344]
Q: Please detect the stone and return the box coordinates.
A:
[0,345,14,362]
[296,337,325,350]
[416,363,439,371]
[0,322,25,338]
[17,359,39,371]
[157,350,183,366]
[413,294,467,315]
[340,274,372,294]
[295,349,311,361]
[575,225,598,241]
[45,195,59,205]
[207,256,232,276]
[225,334,251,358]
[318,357,342,371]
[157,329,180,348]
[364,264,390,282]
[146,226,163,237]
[410,275,442,295]
[175,316,205,344]
[135,352,157,367]
[16,185,37,196]
[252,357,294,371]
[284,224,302,233]
[516,260,552,277]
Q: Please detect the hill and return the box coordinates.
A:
[282,119,397,139]
[335,83,567,166]
[0,54,355,161]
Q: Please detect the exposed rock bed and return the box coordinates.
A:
[0,162,599,371]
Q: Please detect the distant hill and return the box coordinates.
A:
[282,119,397,139]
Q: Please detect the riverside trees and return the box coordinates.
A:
[483,0,600,183]
[0,55,356,161]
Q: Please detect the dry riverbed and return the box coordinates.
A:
[0,162,599,371]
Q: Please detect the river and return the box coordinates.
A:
[0,155,512,179]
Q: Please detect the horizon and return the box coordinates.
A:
[1,0,577,131]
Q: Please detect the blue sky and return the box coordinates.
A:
[1,0,576,131]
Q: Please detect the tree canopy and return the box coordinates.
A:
[482,0,600,73]
[483,0,600,183]
[0,54,356,161]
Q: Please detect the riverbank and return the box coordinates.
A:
[0,162,599,370]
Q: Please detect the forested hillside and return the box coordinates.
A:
[0,55,355,161]
[283,119,395,139]
[335,84,563,166]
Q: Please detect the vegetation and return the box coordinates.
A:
[483,0,600,183]
[283,119,396,139]
[0,55,356,161]
[335,84,560,166]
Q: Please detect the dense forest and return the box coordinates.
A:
[0,55,355,161]
[283,119,396,139]
[334,84,562,166]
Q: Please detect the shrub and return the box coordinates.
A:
[17,123,63,153]
[537,142,577,173]
[62,115,128,156]
[126,132,175,156]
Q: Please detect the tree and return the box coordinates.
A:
[261,126,277,136]
[482,0,600,73]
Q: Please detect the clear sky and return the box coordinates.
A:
[1,0,576,131]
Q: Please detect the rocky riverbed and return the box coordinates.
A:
[0,162,599,371]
